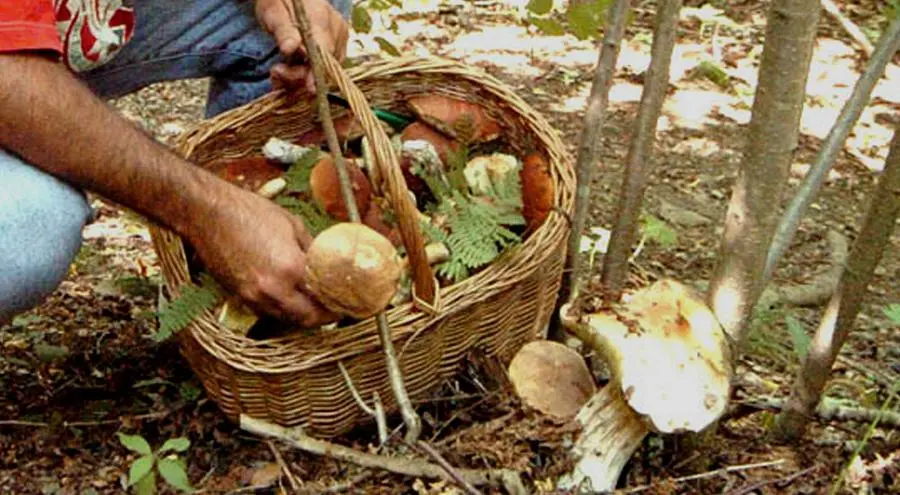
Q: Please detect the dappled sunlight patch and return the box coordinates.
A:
[790,162,845,183]
[662,88,742,130]
[671,137,725,158]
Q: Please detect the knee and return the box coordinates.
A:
[0,151,93,320]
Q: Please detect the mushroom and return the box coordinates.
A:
[262,137,315,166]
[309,155,373,221]
[556,279,732,492]
[507,340,596,421]
[400,121,460,164]
[520,151,554,233]
[407,95,502,143]
[362,200,403,247]
[464,153,520,196]
[389,242,451,306]
[304,222,403,319]
[207,156,285,192]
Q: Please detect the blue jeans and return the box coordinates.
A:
[0,0,351,321]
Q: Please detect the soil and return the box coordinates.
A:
[2,1,899,494]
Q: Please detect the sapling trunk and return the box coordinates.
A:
[601,0,683,301]
[706,0,821,346]
[561,0,631,304]
[774,127,900,441]
[763,16,900,284]
[289,0,421,442]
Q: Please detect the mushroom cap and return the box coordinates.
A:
[407,95,502,143]
[520,152,554,233]
[401,121,460,164]
[208,156,285,192]
[508,340,597,421]
[309,155,373,221]
[303,222,402,319]
[575,279,731,433]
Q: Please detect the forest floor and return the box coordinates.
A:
[2,1,899,494]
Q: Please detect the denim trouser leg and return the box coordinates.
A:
[0,0,352,320]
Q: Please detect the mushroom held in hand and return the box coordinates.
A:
[558,279,732,492]
[303,223,403,319]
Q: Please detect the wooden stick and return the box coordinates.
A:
[622,459,786,493]
[267,440,303,491]
[413,440,484,495]
[820,0,874,57]
[240,415,525,492]
[287,0,422,444]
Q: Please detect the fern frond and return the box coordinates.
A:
[276,196,335,235]
[155,273,224,342]
[283,148,321,193]
[445,146,470,194]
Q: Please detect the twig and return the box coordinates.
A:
[560,0,632,304]
[267,440,303,492]
[288,0,421,444]
[0,410,172,428]
[820,0,875,57]
[413,440,483,495]
[240,414,525,492]
[622,459,786,493]
[338,361,389,446]
[734,396,900,428]
[726,465,819,495]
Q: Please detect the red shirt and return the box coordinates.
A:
[0,1,135,72]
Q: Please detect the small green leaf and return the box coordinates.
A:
[526,0,553,15]
[641,215,677,247]
[135,469,156,495]
[128,455,155,487]
[158,437,190,454]
[351,5,372,33]
[528,15,565,36]
[157,457,195,493]
[373,36,401,57]
[34,343,70,363]
[117,433,153,456]
[785,316,811,360]
[566,0,605,40]
[883,304,900,325]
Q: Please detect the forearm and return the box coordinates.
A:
[0,53,223,240]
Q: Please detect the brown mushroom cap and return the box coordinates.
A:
[407,95,502,143]
[309,156,373,221]
[401,121,460,164]
[520,152,555,233]
[508,340,597,421]
[208,156,285,192]
[303,223,402,319]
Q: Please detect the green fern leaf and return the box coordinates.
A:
[283,148,321,194]
[276,196,336,236]
[156,273,224,342]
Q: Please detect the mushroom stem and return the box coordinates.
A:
[557,386,649,492]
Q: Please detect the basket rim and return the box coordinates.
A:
[148,54,576,374]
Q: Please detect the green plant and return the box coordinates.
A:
[349,0,403,56]
[524,0,614,41]
[784,315,811,360]
[117,433,194,494]
[883,303,900,325]
[154,273,224,342]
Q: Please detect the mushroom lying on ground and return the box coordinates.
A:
[552,279,732,492]
[508,340,596,421]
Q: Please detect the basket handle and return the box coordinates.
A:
[317,50,438,311]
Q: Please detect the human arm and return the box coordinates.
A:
[0,53,337,327]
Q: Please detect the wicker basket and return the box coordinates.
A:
[148,54,575,437]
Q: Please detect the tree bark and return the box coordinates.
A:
[763,16,900,284]
[706,0,822,346]
[561,0,631,304]
[601,0,683,301]
[774,127,900,441]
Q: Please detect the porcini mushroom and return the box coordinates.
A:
[464,153,520,196]
[508,340,596,421]
[407,95,502,143]
[520,152,554,233]
[208,156,284,192]
[557,279,732,492]
[401,121,460,164]
[304,222,403,319]
[309,155,373,221]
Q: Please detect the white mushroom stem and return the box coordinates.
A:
[557,386,648,492]
[557,279,732,492]
[256,177,287,199]
[391,242,450,306]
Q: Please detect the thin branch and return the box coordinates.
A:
[734,396,900,428]
[338,361,389,446]
[240,415,525,492]
[726,465,819,495]
[267,440,303,492]
[763,15,900,282]
[820,0,875,56]
[288,0,421,444]
[413,440,483,495]
[561,0,632,303]
[623,459,787,493]
[601,0,683,301]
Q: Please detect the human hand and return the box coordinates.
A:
[255,0,350,94]
[186,183,339,328]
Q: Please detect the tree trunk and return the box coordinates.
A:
[560,0,632,303]
[774,127,900,441]
[763,16,900,284]
[601,0,683,301]
[706,0,821,347]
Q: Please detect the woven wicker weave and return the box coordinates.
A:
[148,54,575,437]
